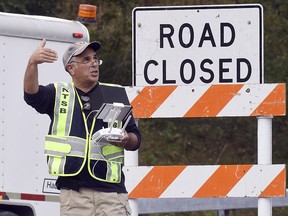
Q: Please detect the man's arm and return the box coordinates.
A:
[24,39,58,94]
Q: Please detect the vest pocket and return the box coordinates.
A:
[89,160,122,183]
[106,161,122,183]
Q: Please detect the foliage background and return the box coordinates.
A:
[1,0,287,215]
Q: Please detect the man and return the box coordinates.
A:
[24,39,141,216]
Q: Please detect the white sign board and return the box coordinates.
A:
[132,4,263,86]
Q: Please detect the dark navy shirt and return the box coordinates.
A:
[24,83,141,193]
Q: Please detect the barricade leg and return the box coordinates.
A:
[257,116,273,216]
[125,149,139,216]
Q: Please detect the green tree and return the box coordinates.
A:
[0,0,58,15]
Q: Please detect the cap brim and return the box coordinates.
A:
[74,41,102,56]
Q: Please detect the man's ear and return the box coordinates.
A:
[66,64,74,75]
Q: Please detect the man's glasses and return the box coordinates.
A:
[70,56,102,66]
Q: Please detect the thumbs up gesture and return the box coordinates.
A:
[29,39,58,65]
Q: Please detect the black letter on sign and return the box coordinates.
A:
[179,23,194,48]
[144,60,159,85]
[160,24,175,48]
[200,59,214,84]
[219,58,233,83]
[163,60,176,84]
[237,58,252,82]
[199,23,216,47]
[180,59,195,84]
[221,23,235,47]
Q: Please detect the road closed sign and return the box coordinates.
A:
[132,4,263,86]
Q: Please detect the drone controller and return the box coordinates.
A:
[92,127,123,142]
[92,103,132,144]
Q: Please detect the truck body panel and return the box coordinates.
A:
[0,12,90,215]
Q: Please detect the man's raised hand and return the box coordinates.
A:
[29,39,58,65]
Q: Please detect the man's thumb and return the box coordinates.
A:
[40,39,46,48]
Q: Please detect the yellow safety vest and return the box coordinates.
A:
[44,82,124,183]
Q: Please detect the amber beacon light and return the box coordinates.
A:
[77,4,97,23]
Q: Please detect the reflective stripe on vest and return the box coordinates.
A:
[44,135,86,175]
[45,135,86,157]
[52,83,75,136]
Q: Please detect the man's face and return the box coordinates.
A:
[69,47,100,86]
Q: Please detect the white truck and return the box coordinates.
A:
[0,11,90,215]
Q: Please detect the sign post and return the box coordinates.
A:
[257,116,273,216]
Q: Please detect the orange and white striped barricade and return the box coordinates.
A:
[125,83,285,118]
[124,83,286,216]
[124,164,286,198]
